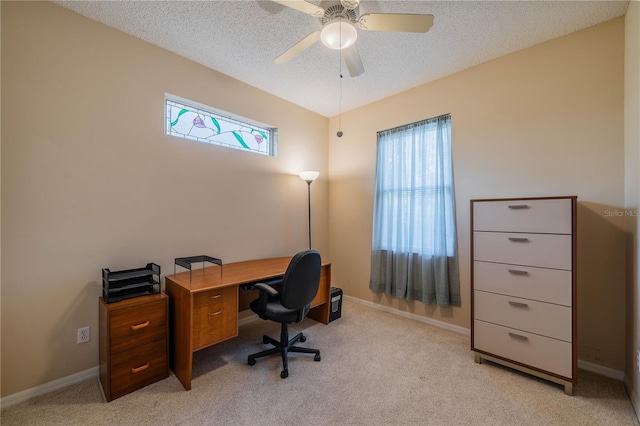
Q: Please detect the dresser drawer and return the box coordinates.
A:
[474,320,572,378]
[110,298,167,355]
[474,261,572,306]
[474,232,572,270]
[192,286,238,350]
[110,338,168,400]
[474,290,572,342]
[473,198,573,234]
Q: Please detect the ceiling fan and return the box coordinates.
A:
[272,0,434,77]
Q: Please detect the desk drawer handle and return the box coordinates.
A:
[508,301,529,308]
[131,363,150,374]
[208,309,223,316]
[508,204,529,209]
[209,294,222,299]
[130,321,150,331]
[508,269,529,275]
[508,237,529,242]
[508,332,529,341]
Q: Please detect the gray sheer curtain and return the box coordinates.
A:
[369,114,460,306]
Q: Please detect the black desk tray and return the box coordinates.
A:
[102,263,161,303]
[174,255,222,282]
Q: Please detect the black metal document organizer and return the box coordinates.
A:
[102,263,161,303]
[174,255,222,281]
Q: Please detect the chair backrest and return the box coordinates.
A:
[279,250,321,310]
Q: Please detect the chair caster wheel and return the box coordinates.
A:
[248,358,256,366]
[299,335,307,343]
[281,369,289,379]
[314,354,321,362]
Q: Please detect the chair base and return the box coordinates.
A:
[247,322,320,378]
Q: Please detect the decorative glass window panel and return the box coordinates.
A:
[165,94,276,156]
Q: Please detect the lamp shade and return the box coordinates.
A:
[299,171,320,183]
[320,19,358,50]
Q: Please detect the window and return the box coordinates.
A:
[369,114,460,306]
[165,94,276,156]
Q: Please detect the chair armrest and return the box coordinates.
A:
[255,283,279,297]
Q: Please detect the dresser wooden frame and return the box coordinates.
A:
[470,196,577,395]
[165,256,331,390]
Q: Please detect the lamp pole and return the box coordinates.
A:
[299,171,319,250]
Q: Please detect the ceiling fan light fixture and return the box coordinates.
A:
[320,19,358,50]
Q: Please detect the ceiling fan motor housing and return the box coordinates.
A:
[321,3,358,25]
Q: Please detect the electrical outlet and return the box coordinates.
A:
[77,326,90,344]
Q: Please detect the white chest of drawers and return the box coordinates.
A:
[471,196,577,395]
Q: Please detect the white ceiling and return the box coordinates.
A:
[55,0,629,118]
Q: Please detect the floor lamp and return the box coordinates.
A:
[299,171,319,249]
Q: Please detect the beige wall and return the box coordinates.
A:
[625,0,640,415]
[0,2,329,397]
[329,18,626,370]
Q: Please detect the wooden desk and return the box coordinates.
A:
[165,256,331,390]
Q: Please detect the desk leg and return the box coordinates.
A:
[166,280,193,390]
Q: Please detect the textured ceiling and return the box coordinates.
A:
[55,0,629,118]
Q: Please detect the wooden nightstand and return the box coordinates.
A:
[99,293,169,402]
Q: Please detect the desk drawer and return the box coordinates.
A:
[474,290,572,342]
[110,298,167,355]
[110,338,168,400]
[473,198,573,234]
[474,261,572,306]
[474,320,572,378]
[474,232,572,270]
[192,287,238,350]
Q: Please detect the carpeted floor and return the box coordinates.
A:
[1,299,638,425]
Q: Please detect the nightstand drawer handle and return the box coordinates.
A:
[508,301,529,308]
[508,237,529,242]
[508,333,529,341]
[508,204,529,209]
[131,363,150,373]
[130,321,150,331]
[508,269,529,275]
[209,294,222,299]
[208,309,223,316]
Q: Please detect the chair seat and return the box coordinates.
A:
[250,298,309,324]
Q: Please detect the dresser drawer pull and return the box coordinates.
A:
[508,237,529,242]
[131,363,150,374]
[208,309,223,316]
[508,269,529,275]
[508,301,529,308]
[209,294,222,299]
[507,204,529,209]
[508,332,529,341]
[130,321,150,331]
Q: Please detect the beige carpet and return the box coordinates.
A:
[1,299,638,425]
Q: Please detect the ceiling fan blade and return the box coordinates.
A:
[358,13,434,33]
[342,45,364,77]
[274,31,321,64]
[272,1,325,17]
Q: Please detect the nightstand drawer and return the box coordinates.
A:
[474,261,572,306]
[192,287,238,350]
[474,231,572,270]
[474,320,572,378]
[473,198,572,234]
[110,339,168,400]
[110,298,167,355]
[474,290,572,342]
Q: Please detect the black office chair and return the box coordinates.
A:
[247,250,322,378]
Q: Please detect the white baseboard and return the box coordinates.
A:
[345,295,626,382]
[0,366,99,409]
[624,376,640,423]
[343,294,470,336]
